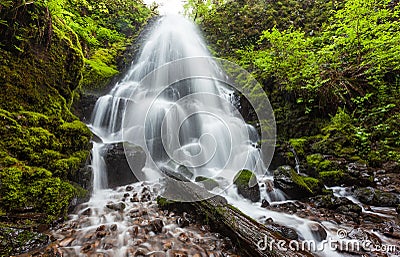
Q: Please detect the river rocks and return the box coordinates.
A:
[102,142,146,188]
[310,194,354,210]
[354,187,400,207]
[233,169,260,202]
[273,165,322,199]
[42,182,237,257]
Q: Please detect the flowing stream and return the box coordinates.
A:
[51,15,399,257]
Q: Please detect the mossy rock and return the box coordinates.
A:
[195,176,219,190]
[233,169,260,202]
[318,170,353,187]
[273,165,323,199]
[354,187,400,207]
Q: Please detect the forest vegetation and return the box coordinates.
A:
[186,0,400,171]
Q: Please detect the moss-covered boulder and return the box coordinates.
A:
[318,170,356,187]
[354,187,400,207]
[233,169,260,202]
[273,165,323,199]
[195,176,219,190]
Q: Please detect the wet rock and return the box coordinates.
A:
[106,202,126,211]
[382,161,400,173]
[178,232,189,242]
[163,241,173,251]
[141,192,151,202]
[96,225,106,231]
[102,142,146,188]
[110,224,118,231]
[134,248,148,256]
[233,169,260,202]
[308,223,327,242]
[354,187,400,207]
[166,249,188,257]
[195,176,219,190]
[151,218,164,233]
[347,163,374,187]
[265,224,298,240]
[273,165,321,199]
[59,237,75,247]
[81,243,92,253]
[126,185,134,191]
[160,165,191,182]
[96,230,107,238]
[261,199,270,208]
[176,216,190,228]
[310,195,354,210]
[81,207,92,216]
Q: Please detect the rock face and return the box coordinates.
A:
[102,142,146,188]
[354,187,400,207]
[273,165,321,199]
[233,170,260,202]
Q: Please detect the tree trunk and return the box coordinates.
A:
[157,179,313,257]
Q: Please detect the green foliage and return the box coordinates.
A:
[198,0,400,167]
[288,138,307,156]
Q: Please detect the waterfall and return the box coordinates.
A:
[89,15,270,193]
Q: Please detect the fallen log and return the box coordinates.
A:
[157,178,313,257]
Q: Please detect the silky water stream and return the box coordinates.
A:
[49,15,399,257]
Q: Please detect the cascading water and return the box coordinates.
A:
[51,15,399,257]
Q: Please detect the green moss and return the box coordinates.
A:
[233,169,257,187]
[303,177,321,194]
[319,170,345,186]
[289,138,308,156]
[289,170,313,194]
[156,196,175,208]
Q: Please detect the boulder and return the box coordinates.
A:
[233,170,260,202]
[308,223,327,242]
[102,142,146,188]
[195,176,219,190]
[273,165,322,199]
[354,187,400,207]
